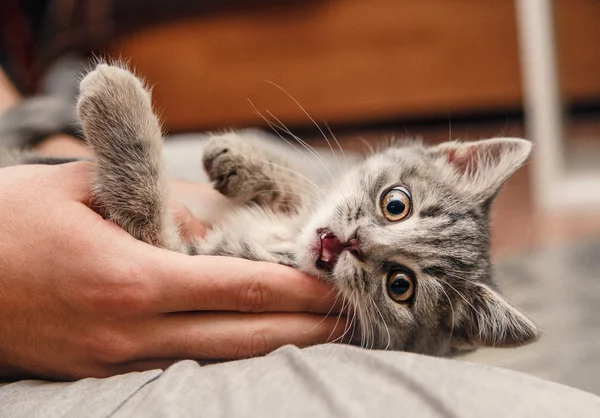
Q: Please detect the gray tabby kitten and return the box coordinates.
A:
[2,63,540,356]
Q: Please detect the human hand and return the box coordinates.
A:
[0,162,345,381]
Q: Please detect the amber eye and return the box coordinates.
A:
[381,187,411,222]
[386,270,415,302]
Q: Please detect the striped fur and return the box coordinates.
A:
[0,63,540,356]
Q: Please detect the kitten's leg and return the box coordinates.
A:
[194,235,297,267]
[191,208,299,267]
[202,132,318,213]
[77,63,182,251]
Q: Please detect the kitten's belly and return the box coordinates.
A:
[198,205,306,260]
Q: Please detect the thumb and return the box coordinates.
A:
[50,161,95,204]
[170,200,207,241]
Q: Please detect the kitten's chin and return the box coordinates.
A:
[295,251,330,279]
[295,229,325,275]
[295,247,337,282]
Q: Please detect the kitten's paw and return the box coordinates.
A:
[202,134,262,198]
[77,64,153,136]
[202,135,237,189]
[202,133,306,212]
[79,64,148,103]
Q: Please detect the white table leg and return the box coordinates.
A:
[515,0,565,211]
[516,0,600,212]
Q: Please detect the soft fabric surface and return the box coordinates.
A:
[464,239,600,395]
[2,344,599,418]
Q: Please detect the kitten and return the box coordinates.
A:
[2,63,540,356]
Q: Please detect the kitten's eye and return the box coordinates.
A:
[386,270,415,302]
[381,187,411,222]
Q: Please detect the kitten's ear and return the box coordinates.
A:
[429,138,532,201]
[453,284,540,348]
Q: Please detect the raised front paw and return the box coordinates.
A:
[77,63,157,149]
[202,132,308,212]
[78,64,150,119]
[202,133,253,196]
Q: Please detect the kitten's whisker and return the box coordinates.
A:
[436,269,476,284]
[344,291,358,342]
[441,275,493,341]
[331,315,354,344]
[266,112,336,186]
[329,292,356,344]
[304,290,342,334]
[248,99,333,187]
[268,110,341,173]
[340,293,355,345]
[311,286,339,310]
[370,305,376,350]
[357,296,373,349]
[261,106,356,209]
[371,299,391,350]
[347,293,358,345]
[357,137,375,156]
[437,283,456,350]
[367,311,374,349]
[255,159,326,196]
[327,295,349,344]
[360,302,373,350]
[265,113,355,212]
[439,278,483,319]
[264,80,339,165]
[325,122,347,164]
[355,298,366,348]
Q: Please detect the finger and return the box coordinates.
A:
[145,252,341,314]
[170,200,207,240]
[50,161,95,204]
[140,311,351,360]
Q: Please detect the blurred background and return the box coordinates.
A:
[1,0,600,394]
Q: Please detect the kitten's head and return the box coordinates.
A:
[296,137,539,356]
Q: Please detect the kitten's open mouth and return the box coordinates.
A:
[315,228,344,272]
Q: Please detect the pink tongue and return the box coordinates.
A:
[321,235,343,262]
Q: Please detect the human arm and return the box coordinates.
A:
[0,162,344,381]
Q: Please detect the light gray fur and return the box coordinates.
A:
[0,96,81,149]
[1,64,540,357]
[76,64,182,251]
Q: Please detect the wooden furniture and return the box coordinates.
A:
[108,0,600,132]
